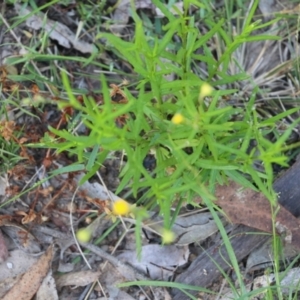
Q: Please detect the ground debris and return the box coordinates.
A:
[15,4,95,54]
[55,270,101,289]
[2,244,54,300]
[216,181,300,251]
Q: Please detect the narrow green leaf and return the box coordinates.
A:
[50,164,85,176]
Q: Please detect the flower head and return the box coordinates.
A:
[76,228,92,243]
[199,83,213,99]
[171,113,184,125]
[112,199,131,215]
[161,228,176,244]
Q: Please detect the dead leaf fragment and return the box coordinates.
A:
[146,211,218,245]
[216,181,300,250]
[1,221,41,254]
[0,275,22,298]
[0,120,15,141]
[171,212,218,245]
[111,0,154,33]
[55,270,101,289]
[36,270,58,300]
[15,4,94,54]
[0,250,38,282]
[16,209,38,224]
[250,267,300,298]
[3,244,54,300]
[246,237,300,272]
[0,230,8,263]
[0,177,7,196]
[118,245,189,280]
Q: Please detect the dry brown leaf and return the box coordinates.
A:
[55,270,101,289]
[0,120,15,141]
[2,244,54,300]
[16,209,38,224]
[0,275,22,298]
[215,181,300,250]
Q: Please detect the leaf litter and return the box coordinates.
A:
[15,4,95,54]
[215,181,300,251]
[2,245,54,300]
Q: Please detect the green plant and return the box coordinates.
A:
[26,0,300,297]
[40,0,298,216]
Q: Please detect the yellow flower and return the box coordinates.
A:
[76,228,92,243]
[161,228,176,244]
[199,83,213,99]
[171,113,184,125]
[112,199,131,215]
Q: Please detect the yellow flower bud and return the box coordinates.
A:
[171,113,184,125]
[161,228,176,244]
[76,228,92,243]
[199,83,213,99]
